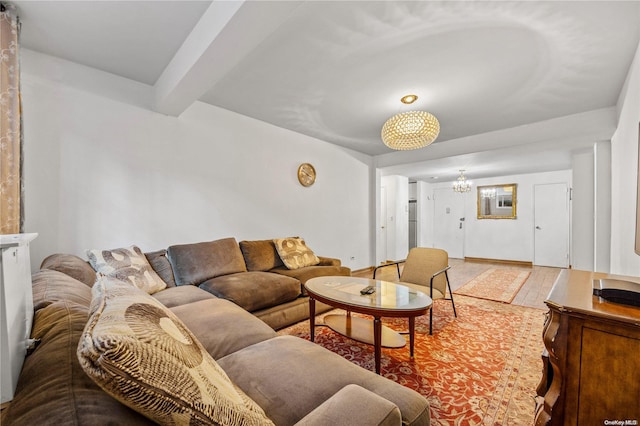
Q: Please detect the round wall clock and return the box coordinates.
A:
[297,163,316,187]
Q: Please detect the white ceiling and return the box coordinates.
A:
[12,0,640,182]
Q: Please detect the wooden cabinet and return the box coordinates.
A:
[0,233,37,404]
[535,269,640,425]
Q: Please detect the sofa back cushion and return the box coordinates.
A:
[87,245,167,294]
[144,249,176,288]
[239,239,284,272]
[167,238,247,286]
[77,277,274,426]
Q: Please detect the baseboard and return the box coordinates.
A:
[357,257,533,274]
[464,257,533,268]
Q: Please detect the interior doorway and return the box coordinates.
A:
[433,188,465,259]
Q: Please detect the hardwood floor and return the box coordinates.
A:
[354,258,561,310]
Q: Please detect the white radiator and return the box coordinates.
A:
[1,233,38,403]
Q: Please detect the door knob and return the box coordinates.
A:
[536,226,541,230]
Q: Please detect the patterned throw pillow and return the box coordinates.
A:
[87,245,167,294]
[77,277,274,426]
[273,237,320,270]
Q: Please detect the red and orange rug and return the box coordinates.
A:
[278,295,545,425]
[454,268,531,303]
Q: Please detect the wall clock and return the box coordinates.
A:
[297,163,316,187]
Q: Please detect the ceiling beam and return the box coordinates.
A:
[375,108,618,169]
[153,1,302,116]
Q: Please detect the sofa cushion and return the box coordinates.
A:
[199,271,301,313]
[87,245,167,294]
[77,277,274,426]
[239,239,284,272]
[4,300,153,425]
[271,264,351,288]
[32,269,93,311]
[295,384,402,426]
[145,249,176,287]
[152,285,216,308]
[167,238,247,286]
[252,297,334,331]
[273,237,320,270]
[171,298,277,360]
[40,253,97,286]
[218,335,430,426]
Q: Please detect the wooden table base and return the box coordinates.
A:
[324,314,406,348]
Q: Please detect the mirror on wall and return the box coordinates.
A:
[477,184,517,219]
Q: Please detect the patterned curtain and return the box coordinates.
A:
[0,3,22,234]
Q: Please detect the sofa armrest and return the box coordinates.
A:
[40,253,97,287]
[294,384,401,426]
[317,256,341,267]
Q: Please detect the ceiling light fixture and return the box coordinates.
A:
[381,95,440,150]
[453,170,472,193]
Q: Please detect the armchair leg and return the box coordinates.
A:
[445,270,457,318]
[429,308,433,335]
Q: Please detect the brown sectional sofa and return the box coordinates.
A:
[43,237,350,330]
[166,237,350,329]
[3,238,431,425]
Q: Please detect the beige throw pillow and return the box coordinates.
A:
[87,245,167,294]
[77,277,274,426]
[273,237,320,270]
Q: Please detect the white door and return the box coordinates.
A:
[534,183,570,267]
[433,188,465,259]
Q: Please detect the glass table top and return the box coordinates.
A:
[305,276,432,311]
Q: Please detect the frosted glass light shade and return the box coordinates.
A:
[381,111,440,150]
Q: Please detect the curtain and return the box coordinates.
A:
[0,2,22,234]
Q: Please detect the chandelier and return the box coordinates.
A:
[452,170,472,193]
[480,188,496,198]
[381,95,440,150]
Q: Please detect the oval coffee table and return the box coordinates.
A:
[305,276,432,374]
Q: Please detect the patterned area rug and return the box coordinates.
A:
[277,296,545,425]
[454,268,531,303]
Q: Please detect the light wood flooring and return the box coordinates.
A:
[353,258,562,310]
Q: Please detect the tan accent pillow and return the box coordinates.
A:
[273,237,320,270]
[77,277,274,426]
[87,245,167,294]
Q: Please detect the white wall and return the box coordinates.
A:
[21,51,374,271]
[417,180,437,249]
[571,150,595,270]
[421,170,571,263]
[594,141,612,273]
[611,40,640,276]
[415,180,430,248]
